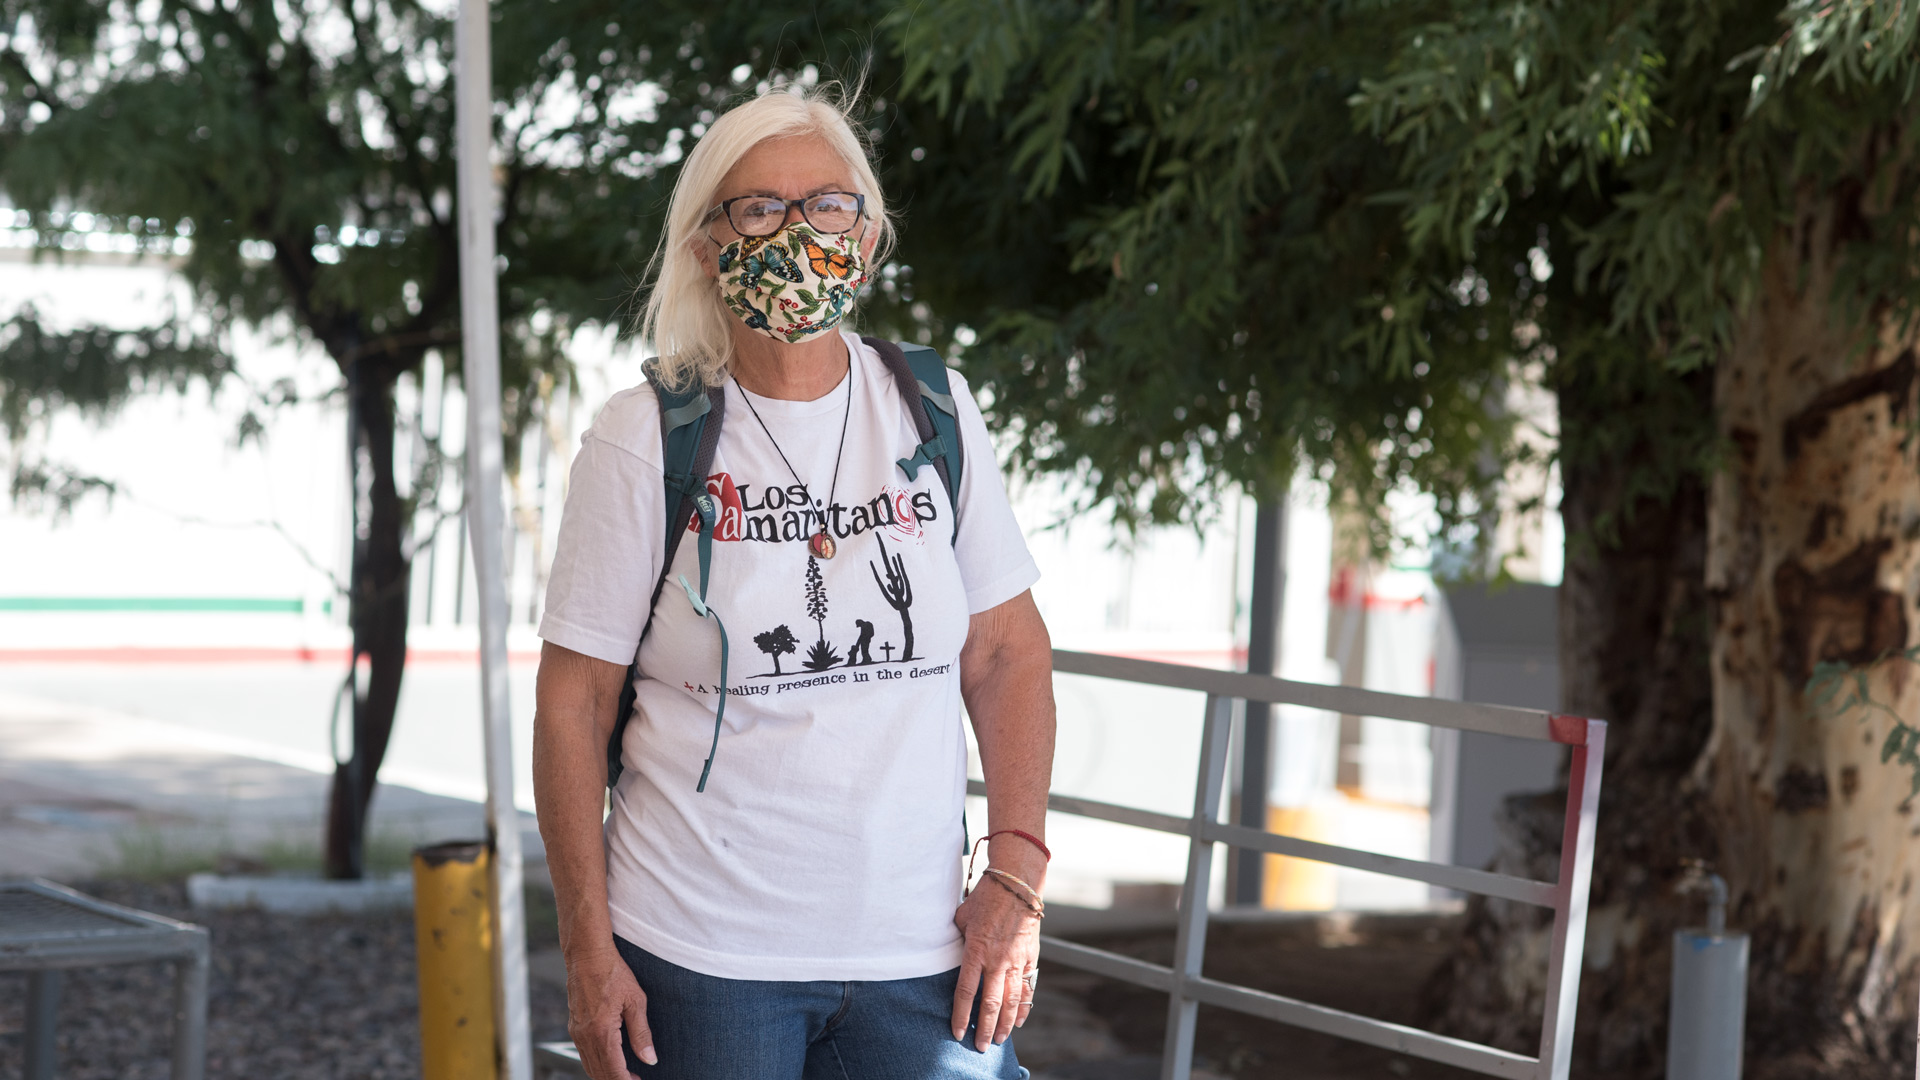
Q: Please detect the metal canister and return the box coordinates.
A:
[1666,872,1748,1080]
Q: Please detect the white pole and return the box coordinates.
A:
[454,0,533,1075]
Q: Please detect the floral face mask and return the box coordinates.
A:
[713,222,869,343]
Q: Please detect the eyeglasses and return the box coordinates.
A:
[707,192,866,237]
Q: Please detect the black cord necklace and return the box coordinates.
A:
[736,357,855,559]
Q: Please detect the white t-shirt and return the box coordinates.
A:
[539,331,1040,981]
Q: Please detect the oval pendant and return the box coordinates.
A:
[809,531,837,560]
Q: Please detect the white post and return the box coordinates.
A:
[1162,693,1234,1080]
[454,0,533,1076]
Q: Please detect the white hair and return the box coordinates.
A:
[637,85,894,391]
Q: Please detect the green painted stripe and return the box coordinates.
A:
[0,597,327,614]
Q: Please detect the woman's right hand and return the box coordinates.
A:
[566,946,656,1079]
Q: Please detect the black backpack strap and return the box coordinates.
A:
[863,336,962,530]
[607,369,726,789]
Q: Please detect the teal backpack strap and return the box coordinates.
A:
[862,336,962,533]
[677,493,730,792]
[607,367,726,790]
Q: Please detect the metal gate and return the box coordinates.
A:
[985,649,1606,1080]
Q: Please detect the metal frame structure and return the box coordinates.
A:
[0,878,211,1080]
[527,649,1605,1080]
[1002,649,1606,1080]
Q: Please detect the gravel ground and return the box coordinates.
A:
[0,877,1130,1080]
[0,879,570,1080]
[0,880,1466,1080]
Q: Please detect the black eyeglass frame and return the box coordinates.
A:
[705,191,868,237]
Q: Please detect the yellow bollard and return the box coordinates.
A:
[1263,805,1338,911]
[413,840,499,1080]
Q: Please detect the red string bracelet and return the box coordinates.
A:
[966,829,1052,893]
[986,829,1051,862]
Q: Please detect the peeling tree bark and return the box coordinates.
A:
[1430,187,1920,1078]
[1704,197,1920,1073]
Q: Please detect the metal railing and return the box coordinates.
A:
[1,879,211,1080]
[981,649,1606,1080]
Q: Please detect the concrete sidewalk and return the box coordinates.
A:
[0,689,538,880]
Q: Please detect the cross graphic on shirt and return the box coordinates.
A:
[880,643,895,662]
[684,681,696,692]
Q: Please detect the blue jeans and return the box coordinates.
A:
[613,936,1029,1080]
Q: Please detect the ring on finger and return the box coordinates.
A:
[1022,968,1038,991]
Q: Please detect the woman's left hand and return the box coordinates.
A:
[950,867,1044,1051]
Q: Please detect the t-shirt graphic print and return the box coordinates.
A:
[538,331,1039,982]
[707,470,945,674]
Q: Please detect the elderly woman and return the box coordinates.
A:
[533,86,1056,1080]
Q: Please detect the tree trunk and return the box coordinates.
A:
[325,362,412,880]
[1704,195,1920,1074]
[1431,191,1920,1077]
[1425,355,1718,1075]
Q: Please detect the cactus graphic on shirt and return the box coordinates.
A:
[870,534,916,661]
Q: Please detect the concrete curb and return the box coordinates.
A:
[186,872,413,915]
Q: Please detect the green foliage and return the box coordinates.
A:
[11,0,1920,562]
[886,0,1920,558]
[0,304,229,433]
[1751,0,1920,109]
[890,0,1519,541]
[1809,646,1920,799]
[0,304,232,510]
[0,0,695,469]
[1355,0,1920,367]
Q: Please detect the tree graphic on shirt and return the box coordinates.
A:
[754,624,798,676]
[800,556,841,671]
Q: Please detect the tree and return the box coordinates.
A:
[898,0,1920,1071]
[0,0,678,877]
[1354,4,1920,1070]
[755,623,798,676]
[21,0,1920,1064]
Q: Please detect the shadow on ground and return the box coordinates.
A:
[1027,910,1487,1080]
[0,882,1481,1080]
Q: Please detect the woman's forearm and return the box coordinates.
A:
[961,591,1057,886]
[533,642,628,964]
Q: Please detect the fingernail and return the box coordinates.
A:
[641,1045,658,1066]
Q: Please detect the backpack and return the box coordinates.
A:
[605,337,965,790]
